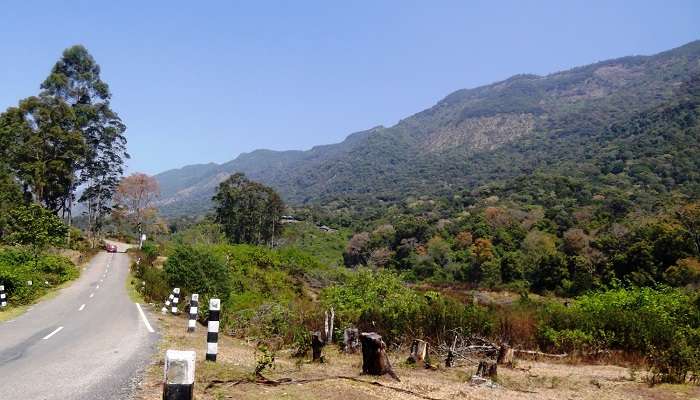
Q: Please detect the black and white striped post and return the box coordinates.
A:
[0,285,6,308]
[171,288,180,315]
[162,288,176,314]
[187,294,199,332]
[206,298,221,362]
[163,349,196,400]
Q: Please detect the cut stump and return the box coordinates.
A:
[476,360,497,379]
[343,328,360,354]
[311,331,325,363]
[407,339,429,367]
[497,344,514,367]
[360,332,400,381]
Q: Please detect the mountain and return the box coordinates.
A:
[154,40,700,216]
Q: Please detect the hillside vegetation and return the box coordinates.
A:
[155,40,700,217]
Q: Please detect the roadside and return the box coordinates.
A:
[0,245,160,399]
[0,247,97,323]
[135,313,700,400]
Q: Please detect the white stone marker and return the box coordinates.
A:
[163,349,196,400]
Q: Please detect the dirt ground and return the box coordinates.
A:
[134,308,700,400]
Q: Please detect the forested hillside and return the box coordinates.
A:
[155,40,700,216]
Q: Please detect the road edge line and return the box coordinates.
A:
[136,303,155,333]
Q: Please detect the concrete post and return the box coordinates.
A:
[163,349,195,400]
[0,285,6,308]
[163,289,176,314]
[187,294,199,333]
[171,288,180,315]
[206,298,221,362]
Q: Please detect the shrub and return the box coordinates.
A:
[164,243,232,301]
[0,248,77,305]
[140,241,159,263]
[538,286,700,378]
[321,270,492,344]
[648,328,700,384]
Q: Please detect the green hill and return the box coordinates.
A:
[154,40,700,216]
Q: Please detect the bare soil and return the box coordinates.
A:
[134,308,700,400]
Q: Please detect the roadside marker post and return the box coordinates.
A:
[0,285,6,308]
[163,289,176,314]
[171,288,180,315]
[187,294,199,333]
[163,349,196,400]
[206,298,221,362]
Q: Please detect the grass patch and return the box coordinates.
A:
[0,277,79,322]
[127,269,146,303]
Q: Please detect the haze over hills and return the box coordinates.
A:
[154,40,700,216]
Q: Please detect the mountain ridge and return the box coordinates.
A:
[154,40,700,216]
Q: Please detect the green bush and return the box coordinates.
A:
[0,248,78,306]
[321,270,492,344]
[164,244,232,301]
[161,242,317,341]
[140,241,160,263]
[537,286,700,382]
[649,328,700,384]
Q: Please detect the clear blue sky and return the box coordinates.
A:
[1,1,698,175]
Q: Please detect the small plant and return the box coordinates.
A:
[628,366,638,382]
[254,342,276,376]
[291,327,310,357]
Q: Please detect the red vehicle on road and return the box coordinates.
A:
[105,243,118,253]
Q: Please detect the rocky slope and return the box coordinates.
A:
[154,40,700,216]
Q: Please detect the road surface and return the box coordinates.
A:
[0,243,158,399]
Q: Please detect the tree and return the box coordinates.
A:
[1,96,85,211]
[426,236,451,267]
[0,118,23,238]
[113,173,160,235]
[676,202,700,256]
[344,232,371,267]
[212,173,284,245]
[5,204,68,263]
[40,45,128,243]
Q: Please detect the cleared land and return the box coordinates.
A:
[134,311,700,400]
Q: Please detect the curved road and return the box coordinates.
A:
[0,243,158,399]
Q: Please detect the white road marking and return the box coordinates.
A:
[42,326,64,340]
[100,279,103,283]
[79,304,86,311]
[96,285,100,289]
[89,293,94,298]
[135,303,155,333]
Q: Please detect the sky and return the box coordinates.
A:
[1,1,698,175]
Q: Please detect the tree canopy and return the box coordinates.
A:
[212,173,284,245]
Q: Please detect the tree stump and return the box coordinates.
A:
[497,344,514,367]
[407,339,429,366]
[445,350,455,367]
[343,328,360,354]
[476,360,497,379]
[311,331,325,362]
[360,332,400,381]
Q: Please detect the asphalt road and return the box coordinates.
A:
[0,243,159,399]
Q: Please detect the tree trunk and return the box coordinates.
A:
[324,308,334,343]
[497,344,514,367]
[360,332,399,381]
[311,331,324,362]
[343,328,360,354]
[407,339,429,366]
[66,195,72,247]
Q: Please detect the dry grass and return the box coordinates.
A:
[134,310,700,400]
